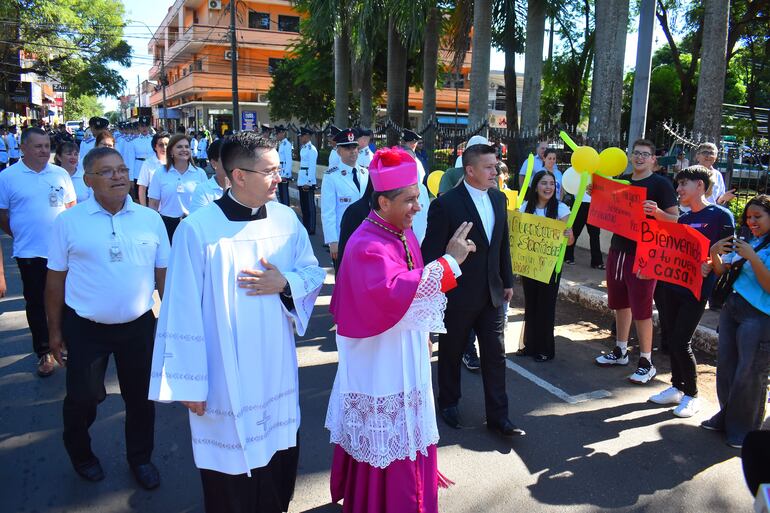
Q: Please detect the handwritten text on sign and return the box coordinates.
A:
[632,219,710,299]
[508,211,566,284]
[587,175,647,241]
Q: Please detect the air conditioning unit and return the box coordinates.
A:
[209,0,222,10]
[224,50,239,60]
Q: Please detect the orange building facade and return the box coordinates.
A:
[148,0,473,133]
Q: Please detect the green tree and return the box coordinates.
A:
[63,95,105,121]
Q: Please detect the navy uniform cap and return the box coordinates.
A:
[328,125,341,136]
[299,127,314,136]
[260,124,271,132]
[401,129,422,142]
[358,128,373,137]
[138,115,151,125]
[274,124,286,132]
[89,116,109,128]
[333,128,359,147]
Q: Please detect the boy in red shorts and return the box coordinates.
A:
[595,139,679,383]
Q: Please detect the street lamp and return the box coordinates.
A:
[128,19,167,128]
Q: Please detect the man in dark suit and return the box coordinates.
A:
[422,143,524,437]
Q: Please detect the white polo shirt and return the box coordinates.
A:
[0,160,76,258]
[188,176,225,214]
[47,195,170,324]
[147,164,206,217]
[70,169,92,203]
[137,155,163,187]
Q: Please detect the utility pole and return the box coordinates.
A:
[229,0,240,132]
[137,75,141,108]
[627,0,655,149]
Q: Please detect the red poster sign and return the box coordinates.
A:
[632,219,711,299]
[587,175,647,241]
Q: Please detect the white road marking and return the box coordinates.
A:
[505,359,612,404]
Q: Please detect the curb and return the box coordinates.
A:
[557,280,719,356]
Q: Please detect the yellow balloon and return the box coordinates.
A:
[571,146,600,174]
[597,147,629,177]
[502,189,518,210]
[427,170,444,197]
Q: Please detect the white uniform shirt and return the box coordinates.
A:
[328,147,340,169]
[148,164,207,218]
[47,196,170,324]
[357,146,373,171]
[189,176,225,214]
[77,136,96,173]
[123,134,155,181]
[0,135,8,164]
[319,161,369,244]
[137,155,163,188]
[463,181,495,242]
[70,169,92,203]
[0,160,76,258]
[278,138,293,179]
[7,132,19,159]
[197,138,208,160]
[298,142,318,187]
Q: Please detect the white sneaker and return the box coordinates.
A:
[595,346,629,366]
[649,386,684,405]
[673,396,701,418]
[628,358,657,384]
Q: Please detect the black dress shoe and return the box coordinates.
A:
[514,349,532,357]
[534,354,553,362]
[74,459,105,482]
[131,462,160,490]
[487,419,526,438]
[439,406,462,429]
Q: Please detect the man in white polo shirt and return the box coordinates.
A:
[45,147,169,488]
[0,127,76,377]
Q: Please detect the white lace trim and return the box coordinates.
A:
[325,383,439,469]
[397,260,449,334]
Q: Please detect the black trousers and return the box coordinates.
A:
[521,273,562,358]
[438,300,509,424]
[565,202,603,266]
[656,287,704,397]
[160,215,181,244]
[15,257,49,357]
[200,443,299,513]
[298,186,316,235]
[277,181,291,206]
[62,307,156,466]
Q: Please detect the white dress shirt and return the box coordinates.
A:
[463,181,495,242]
[47,195,170,324]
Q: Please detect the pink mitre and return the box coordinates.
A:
[369,147,418,192]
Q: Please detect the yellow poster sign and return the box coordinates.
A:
[508,210,566,284]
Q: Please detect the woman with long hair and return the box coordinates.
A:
[54,141,89,202]
[147,133,206,241]
[705,195,770,449]
[137,132,170,206]
[516,171,574,361]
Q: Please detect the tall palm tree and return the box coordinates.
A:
[521,0,546,133]
[468,0,493,130]
[421,3,441,157]
[693,0,730,141]
[587,0,629,142]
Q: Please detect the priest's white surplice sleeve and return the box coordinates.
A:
[148,222,208,402]
[281,226,325,336]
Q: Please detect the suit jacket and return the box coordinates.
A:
[422,183,514,309]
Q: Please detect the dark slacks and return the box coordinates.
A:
[62,307,156,466]
[200,443,299,513]
[160,215,181,244]
[277,181,291,206]
[565,202,603,266]
[656,287,704,397]
[299,186,316,235]
[15,257,50,357]
[521,273,561,359]
[438,300,509,424]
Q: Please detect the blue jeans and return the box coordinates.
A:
[714,293,770,445]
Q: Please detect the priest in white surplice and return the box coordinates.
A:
[149,132,325,513]
[325,147,475,513]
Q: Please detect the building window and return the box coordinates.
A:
[268,58,285,75]
[248,11,270,30]
[278,15,299,33]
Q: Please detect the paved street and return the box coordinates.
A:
[0,222,757,513]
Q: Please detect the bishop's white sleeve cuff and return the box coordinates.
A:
[442,254,462,278]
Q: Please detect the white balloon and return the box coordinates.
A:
[562,166,591,195]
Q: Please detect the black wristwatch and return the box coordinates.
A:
[281,282,292,298]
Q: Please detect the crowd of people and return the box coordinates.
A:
[0,118,767,513]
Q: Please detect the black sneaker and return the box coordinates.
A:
[595,346,629,366]
[462,353,480,372]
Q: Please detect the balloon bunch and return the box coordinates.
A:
[554,131,630,272]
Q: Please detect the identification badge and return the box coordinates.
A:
[341,170,347,176]
[176,181,185,193]
[110,243,123,262]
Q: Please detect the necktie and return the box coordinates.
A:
[352,167,360,191]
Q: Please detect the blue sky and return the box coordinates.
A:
[102,1,667,112]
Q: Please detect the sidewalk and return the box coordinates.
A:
[559,246,720,355]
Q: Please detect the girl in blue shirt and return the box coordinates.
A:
[705,194,770,449]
